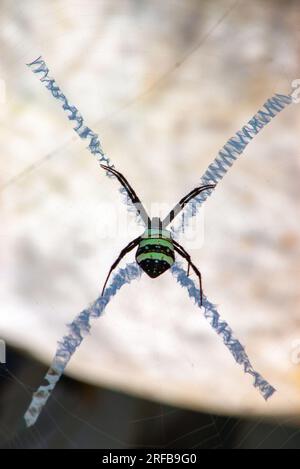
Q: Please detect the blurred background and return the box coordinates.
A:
[0,0,300,449]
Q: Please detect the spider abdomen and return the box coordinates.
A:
[136,229,175,278]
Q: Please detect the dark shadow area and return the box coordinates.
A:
[0,345,299,449]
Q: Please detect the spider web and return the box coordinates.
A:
[1,0,299,449]
[1,352,300,449]
[0,0,241,195]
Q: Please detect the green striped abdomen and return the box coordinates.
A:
[136,229,175,278]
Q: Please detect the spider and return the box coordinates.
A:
[100,164,215,305]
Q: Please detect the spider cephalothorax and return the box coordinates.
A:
[100,164,215,305]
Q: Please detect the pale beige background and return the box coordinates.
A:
[0,0,300,417]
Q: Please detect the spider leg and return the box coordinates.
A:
[173,239,203,306]
[101,236,141,296]
[162,183,215,228]
[173,240,192,277]
[100,164,150,226]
